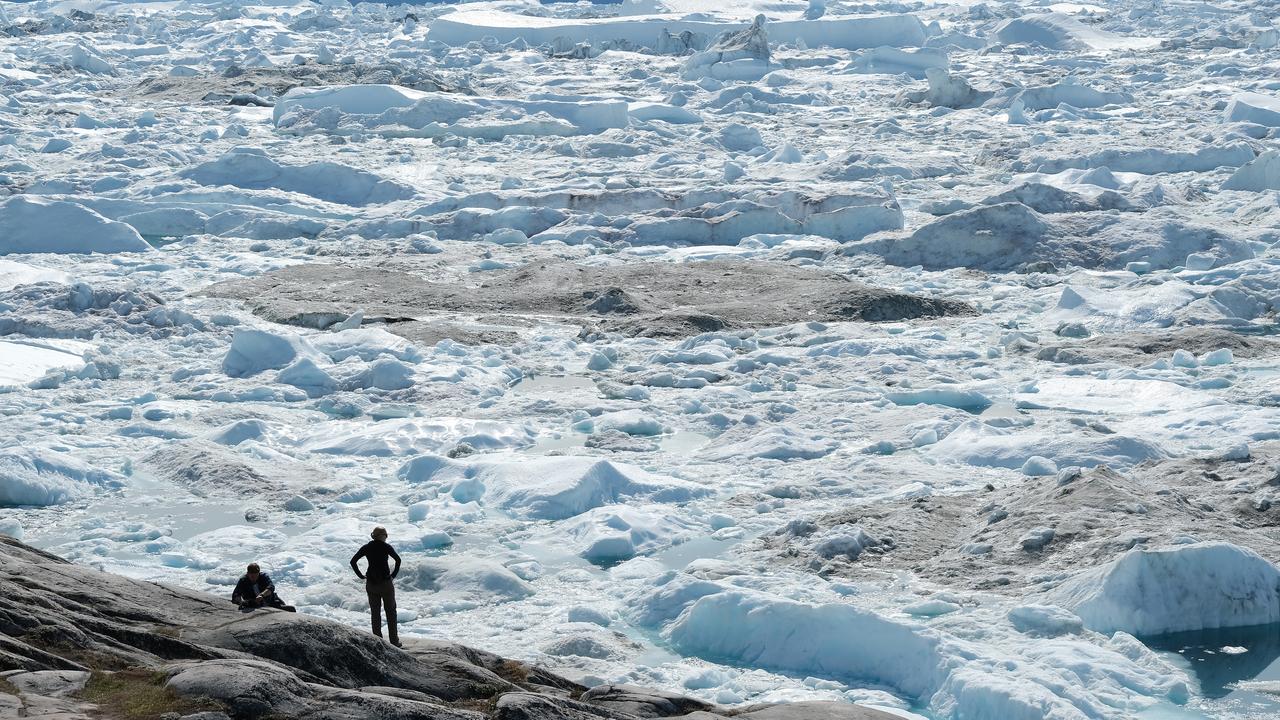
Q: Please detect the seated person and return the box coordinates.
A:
[232,563,296,612]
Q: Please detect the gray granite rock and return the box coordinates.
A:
[0,537,901,720]
[580,684,716,718]
[5,669,90,697]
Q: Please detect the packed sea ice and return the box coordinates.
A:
[1,0,1279,718]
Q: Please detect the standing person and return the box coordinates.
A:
[232,563,296,612]
[350,526,402,647]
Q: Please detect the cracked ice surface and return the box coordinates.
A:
[1,0,1280,718]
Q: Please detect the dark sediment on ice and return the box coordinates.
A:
[205,259,975,341]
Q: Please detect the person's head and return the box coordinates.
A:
[371,526,388,542]
[246,563,260,580]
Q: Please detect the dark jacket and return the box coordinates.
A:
[232,573,279,605]
[350,540,401,583]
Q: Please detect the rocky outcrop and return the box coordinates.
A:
[0,536,898,720]
[581,684,716,717]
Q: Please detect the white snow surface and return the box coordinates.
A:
[0,339,89,387]
[0,447,125,507]
[429,10,927,51]
[991,12,1163,51]
[0,260,71,291]
[398,454,707,520]
[0,196,150,254]
[0,0,1278,718]
[1224,92,1280,127]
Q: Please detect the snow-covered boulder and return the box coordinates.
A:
[0,196,149,255]
[1050,542,1280,635]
